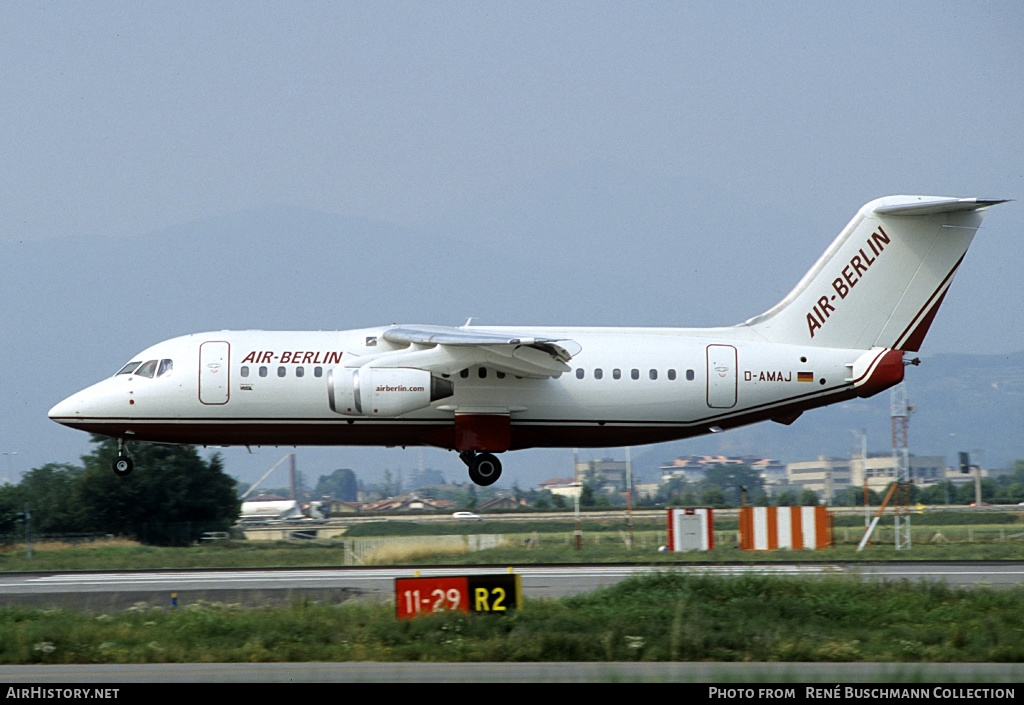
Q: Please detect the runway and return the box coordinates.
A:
[1,561,1021,611]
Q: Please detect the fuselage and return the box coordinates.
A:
[48,326,904,452]
[47,195,1004,484]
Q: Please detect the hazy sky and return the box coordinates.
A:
[5,2,1021,242]
[3,2,1022,486]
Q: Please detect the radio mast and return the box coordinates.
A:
[891,382,913,550]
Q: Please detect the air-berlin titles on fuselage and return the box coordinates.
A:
[805,225,890,338]
[240,350,345,365]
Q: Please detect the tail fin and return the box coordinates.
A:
[744,196,1007,351]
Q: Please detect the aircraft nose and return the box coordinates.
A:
[48,381,121,427]
[48,393,83,425]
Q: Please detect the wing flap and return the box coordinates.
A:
[383,325,544,347]
[346,324,580,379]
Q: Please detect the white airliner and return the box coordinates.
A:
[50,196,1006,485]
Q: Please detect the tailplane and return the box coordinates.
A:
[744,196,1007,351]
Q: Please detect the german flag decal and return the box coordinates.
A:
[797,371,814,382]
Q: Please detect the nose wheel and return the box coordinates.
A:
[112,439,134,476]
[460,451,502,486]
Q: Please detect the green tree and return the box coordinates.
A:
[582,461,604,495]
[410,467,446,490]
[0,481,27,533]
[313,468,359,502]
[74,437,240,546]
[699,487,726,507]
[381,468,400,498]
[656,476,690,505]
[918,481,956,506]
[774,489,798,506]
[834,486,885,506]
[702,464,764,507]
[995,482,1023,504]
[579,484,596,508]
[797,489,821,506]
[13,463,86,535]
[955,478,996,505]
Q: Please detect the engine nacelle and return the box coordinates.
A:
[328,367,454,417]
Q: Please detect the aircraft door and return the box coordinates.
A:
[199,341,230,405]
[706,344,737,408]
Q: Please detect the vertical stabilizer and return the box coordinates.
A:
[744,196,1006,351]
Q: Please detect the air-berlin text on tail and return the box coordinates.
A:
[240,350,345,365]
[807,226,891,338]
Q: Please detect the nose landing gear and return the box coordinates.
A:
[460,450,502,486]
[112,439,134,476]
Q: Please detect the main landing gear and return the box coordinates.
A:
[112,439,133,477]
[460,450,502,487]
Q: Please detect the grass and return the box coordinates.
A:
[356,536,475,564]
[2,572,1022,664]
[0,536,1021,572]
[1,512,1024,570]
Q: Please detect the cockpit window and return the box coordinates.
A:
[116,361,142,376]
[134,360,159,378]
[115,359,173,378]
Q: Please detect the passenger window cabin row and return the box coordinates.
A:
[234,365,696,381]
[575,367,696,381]
[240,366,325,378]
[459,367,697,381]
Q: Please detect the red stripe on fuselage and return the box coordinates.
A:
[51,388,864,452]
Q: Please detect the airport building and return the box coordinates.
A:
[786,453,947,497]
[784,456,853,498]
[574,458,630,488]
[659,455,788,496]
[654,452,959,502]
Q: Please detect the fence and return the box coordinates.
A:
[834,525,1024,545]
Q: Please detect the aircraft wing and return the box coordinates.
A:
[343,325,581,379]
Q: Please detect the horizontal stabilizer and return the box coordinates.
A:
[873,197,1009,216]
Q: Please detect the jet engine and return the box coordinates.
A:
[328,367,454,417]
